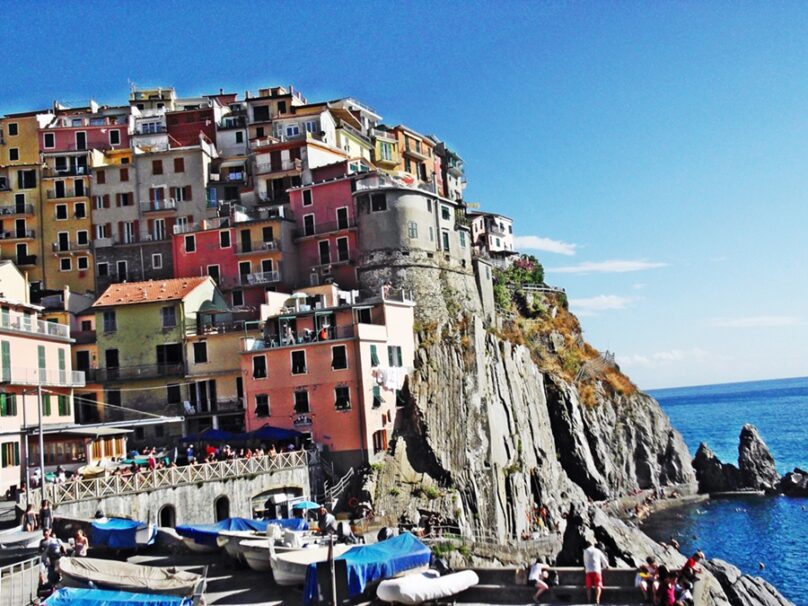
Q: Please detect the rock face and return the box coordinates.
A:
[693,443,740,492]
[778,468,808,496]
[738,424,781,492]
[704,559,795,606]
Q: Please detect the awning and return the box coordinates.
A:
[219,159,246,168]
[58,427,132,438]
[278,316,296,321]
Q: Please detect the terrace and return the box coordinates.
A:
[0,311,71,340]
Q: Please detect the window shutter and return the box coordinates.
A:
[42,394,51,416]
[133,220,139,241]
[0,394,7,416]
[105,223,112,239]
[115,193,122,207]
[184,185,192,201]
[13,442,19,465]
[1,341,10,382]
[103,194,110,208]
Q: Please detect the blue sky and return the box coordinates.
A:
[2,1,807,389]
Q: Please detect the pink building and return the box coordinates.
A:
[40,105,131,153]
[239,284,415,472]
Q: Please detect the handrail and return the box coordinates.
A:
[25,450,309,507]
[0,555,40,606]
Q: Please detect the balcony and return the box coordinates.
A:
[140,198,177,212]
[242,325,357,352]
[185,319,261,336]
[254,158,301,176]
[92,363,185,383]
[42,165,88,178]
[0,230,35,241]
[0,312,71,340]
[182,398,244,417]
[16,255,37,267]
[0,181,10,192]
[0,204,35,216]
[403,144,429,162]
[133,125,168,135]
[293,219,355,239]
[239,270,281,286]
[52,240,91,253]
[235,240,281,254]
[486,223,510,237]
[0,367,85,388]
[210,171,247,184]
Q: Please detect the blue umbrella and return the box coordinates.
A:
[292,500,321,510]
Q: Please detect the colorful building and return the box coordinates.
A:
[240,284,415,472]
[469,211,516,264]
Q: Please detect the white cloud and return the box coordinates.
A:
[548,260,668,274]
[708,315,802,328]
[569,295,633,316]
[513,235,577,256]
[617,348,710,369]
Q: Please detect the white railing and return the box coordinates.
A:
[4,367,85,387]
[0,311,71,340]
[0,555,39,606]
[324,466,354,504]
[254,158,301,174]
[241,270,281,285]
[26,450,309,507]
[139,198,177,212]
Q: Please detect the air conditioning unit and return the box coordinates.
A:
[320,266,332,276]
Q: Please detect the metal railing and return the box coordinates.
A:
[140,198,177,212]
[0,230,35,240]
[2,367,85,387]
[42,165,88,177]
[0,555,39,606]
[183,398,244,416]
[0,204,34,216]
[236,240,281,254]
[242,325,357,352]
[16,255,37,266]
[185,319,261,336]
[25,450,309,507]
[240,270,281,286]
[0,311,71,339]
[323,466,355,504]
[47,188,86,199]
[92,362,184,382]
[254,158,301,175]
[294,219,355,238]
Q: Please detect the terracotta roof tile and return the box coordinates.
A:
[92,277,210,308]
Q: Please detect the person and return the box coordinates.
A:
[675,579,694,606]
[528,557,550,603]
[22,504,37,531]
[658,569,677,606]
[268,444,277,457]
[39,529,64,570]
[284,324,294,345]
[318,326,328,341]
[317,505,339,535]
[583,540,609,605]
[147,451,156,471]
[73,529,88,557]
[32,466,42,488]
[39,500,53,532]
[55,466,66,485]
[186,444,195,465]
[680,550,704,583]
[636,556,657,602]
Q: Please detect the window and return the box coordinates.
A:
[17,170,36,189]
[459,231,466,248]
[77,230,89,245]
[77,256,89,270]
[42,394,51,416]
[388,345,403,367]
[252,355,267,379]
[97,262,109,277]
[291,350,307,374]
[357,307,372,325]
[336,237,349,262]
[59,258,71,272]
[442,230,450,252]
[429,226,434,242]
[96,170,106,184]
[0,394,17,417]
[9,149,19,162]
[152,159,163,175]
[255,394,269,417]
[372,385,382,408]
[332,345,347,370]
[427,199,433,213]
[161,306,177,328]
[56,205,68,220]
[0,442,20,468]
[380,141,394,161]
[219,230,231,248]
[370,344,380,367]
[119,167,129,182]
[184,235,196,252]
[253,105,270,122]
[286,123,300,137]
[336,207,349,229]
[232,290,244,306]
[318,241,330,265]
[304,120,318,133]
[235,131,244,144]
[57,395,71,416]
[441,205,452,221]
[335,386,351,410]
[43,133,55,149]
[152,253,163,269]
[303,214,315,236]
[207,265,220,284]
[193,342,208,364]
[103,310,116,332]
[302,189,313,206]
[173,185,192,201]
[7,123,18,136]
[408,221,418,239]
[109,130,121,145]
[294,391,309,414]
[370,193,387,212]
[74,202,86,218]
[173,157,185,173]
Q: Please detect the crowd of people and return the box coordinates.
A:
[185,441,298,465]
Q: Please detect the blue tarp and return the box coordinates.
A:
[178,428,239,444]
[175,517,270,547]
[249,424,303,442]
[303,533,432,605]
[44,587,192,606]
[178,425,303,444]
[268,518,308,531]
[91,518,155,549]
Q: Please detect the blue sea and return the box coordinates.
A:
[643,377,808,605]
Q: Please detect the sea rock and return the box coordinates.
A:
[738,425,780,492]
[778,468,808,496]
[704,559,795,606]
[692,443,740,493]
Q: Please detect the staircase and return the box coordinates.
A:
[456,567,642,605]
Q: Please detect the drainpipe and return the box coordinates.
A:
[352,335,368,466]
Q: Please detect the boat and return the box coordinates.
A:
[239,529,325,571]
[44,587,194,606]
[59,557,205,597]
[303,533,433,605]
[0,526,42,564]
[216,518,309,562]
[176,517,271,553]
[269,541,353,586]
[91,517,157,549]
[376,569,479,604]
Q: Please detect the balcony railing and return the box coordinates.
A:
[140,198,177,212]
[0,230,35,240]
[242,325,356,352]
[239,270,281,286]
[1,367,85,387]
[183,398,244,416]
[16,254,37,266]
[294,219,355,239]
[92,363,185,382]
[355,173,438,195]
[254,158,302,175]
[0,204,35,216]
[486,223,510,237]
[0,312,71,339]
[52,240,91,252]
[211,171,247,183]
[47,188,86,199]
[43,165,88,177]
[235,240,281,254]
[134,125,168,135]
[185,319,261,336]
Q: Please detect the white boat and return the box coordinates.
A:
[0,527,41,564]
[59,557,206,597]
[377,570,480,604]
[269,541,353,586]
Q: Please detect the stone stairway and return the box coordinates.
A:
[455,567,642,605]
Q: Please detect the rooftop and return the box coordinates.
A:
[93,277,211,308]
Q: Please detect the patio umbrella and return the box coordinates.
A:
[292,500,321,510]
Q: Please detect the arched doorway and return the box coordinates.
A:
[214,495,230,521]
[159,504,176,528]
